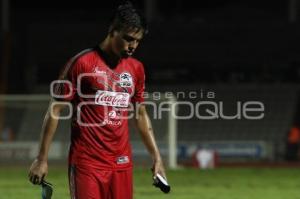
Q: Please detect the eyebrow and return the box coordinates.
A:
[123,34,142,42]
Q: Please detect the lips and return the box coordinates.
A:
[121,50,134,58]
[126,50,134,56]
[126,51,133,56]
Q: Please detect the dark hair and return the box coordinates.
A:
[109,1,148,35]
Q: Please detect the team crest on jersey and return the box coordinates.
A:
[119,72,132,87]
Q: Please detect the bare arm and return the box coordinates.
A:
[135,104,167,179]
[28,100,66,184]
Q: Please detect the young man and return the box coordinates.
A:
[28,2,167,199]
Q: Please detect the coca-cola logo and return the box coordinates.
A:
[95,91,130,107]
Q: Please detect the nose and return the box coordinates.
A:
[128,46,135,52]
[128,41,138,51]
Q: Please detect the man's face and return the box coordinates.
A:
[111,28,144,58]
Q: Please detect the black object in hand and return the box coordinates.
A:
[153,173,171,193]
[41,180,53,199]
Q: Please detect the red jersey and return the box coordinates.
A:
[55,46,145,170]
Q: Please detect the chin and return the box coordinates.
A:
[121,53,130,58]
[121,54,129,58]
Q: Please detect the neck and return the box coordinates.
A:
[99,37,120,68]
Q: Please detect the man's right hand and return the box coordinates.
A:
[28,159,48,185]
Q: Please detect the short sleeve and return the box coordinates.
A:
[131,63,145,103]
[52,58,84,101]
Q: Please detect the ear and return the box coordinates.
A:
[108,25,115,36]
[109,29,119,38]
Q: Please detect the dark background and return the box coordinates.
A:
[1,0,300,93]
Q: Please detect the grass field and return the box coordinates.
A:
[0,166,300,199]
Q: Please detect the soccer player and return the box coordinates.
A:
[28,1,167,199]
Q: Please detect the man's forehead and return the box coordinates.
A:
[122,28,144,39]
